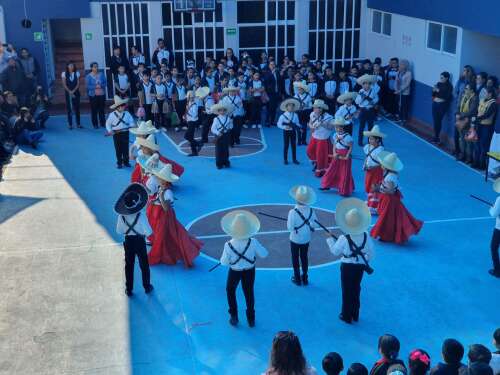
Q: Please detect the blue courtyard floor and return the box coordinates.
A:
[0,114,498,374]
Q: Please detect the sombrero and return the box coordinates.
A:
[335,198,371,235]
[494,178,500,193]
[114,183,148,215]
[210,102,232,114]
[363,125,386,138]
[195,86,210,99]
[221,210,261,240]
[293,81,309,92]
[137,153,160,173]
[135,134,160,152]
[130,120,158,136]
[357,74,378,85]
[110,95,129,109]
[333,117,348,126]
[151,163,180,183]
[222,86,240,94]
[279,98,301,112]
[377,151,404,172]
[289,185,316,205]
[312,99,329,111]
[337,92,357,104]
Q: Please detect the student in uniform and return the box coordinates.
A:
[307,99,334,177]
[236,73,250,128]
[488,178,500,278]
[337,68,353,97]
[326,198,374,324]
[114,65,131,98]
[61,62,81,130]
[152,74,167,129]
[294,81,313,145]
[220,210,269,327]
[307,72,320,101]
[355,74,379,146]
[210,102,234,169]
[105,96,136,169]
[196,86,215,143]
[184,90,203,157]
[248,71,265,129]
[173,76,188,131]
[362,125,386,214]
[277,98,301,165]
[323,66,337,115]
[336,92,358,136]
[222,86,245,146]
[287,185,319,286]
[320,118,355,196]
[137,70,154,122]
[370,152,423,244]
[114,183,154,297]
[384,58,399,118]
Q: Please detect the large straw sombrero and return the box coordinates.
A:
[210,102,232,114]
[222,86,240,94]
[363,125,386,138]
[130,120,158,136]
[110,95,129,109]
[333,117,348,126]
[135,134,160,151]
[195,86,210,99]
[337,92,357,104]
[151,163,180,183]
[279,98,301,112]
[312,99,329,111]
[289,185,317,205]
[357,74,378,85]
[293,81,310,92]
[335,198,372,235]
[377,151,404,172]
[494,178,500,193]
[221,210,261,240]
[137,153,161,173]
[114,183,148,215]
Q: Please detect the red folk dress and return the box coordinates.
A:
[306,112,334,176]
[131,153,185,184]
[363,144,384,212]
[147,187,202,267]
[320,132,355,196]
[370,172,423,244]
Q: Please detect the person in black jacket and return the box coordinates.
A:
[370,334,406,375]
[110,46,129,77]
[152,38,174,69]
[430,339,466,375]
[264,60,282,126]
[0,57,27,106]
[432,71,454,144]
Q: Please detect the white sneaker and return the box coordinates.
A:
[182,126,188,130]
[175,127,180,132]
[243,124,248,129]
[251,124,256,129]
[257,124,262,129]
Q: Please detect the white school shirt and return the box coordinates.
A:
[203,95,215,111]
[277,111,299,131]
[490,196,500,230]
[355,88,379,109]
[157,49,170,64]
[131,54,145,70]
[116,212,152,237]
[324,79,337,96]
[338,80,350,95]
[284,78,292,96]
[222,95,244,117]
[332,132,353,150]
[211,115,233,136]
[186,101,199,122]
[335,104,357,124]
[117,74,129,90]
[287,205,319,244]
[238,81,248,101]
[251,80,263,96]
[490,353,500,375]
[154,83,166,98]
[176,85,187,100]
[308,82,318,98]
[142,82,153,104]
[205,76,216,93]
[310,112,334,140]
[106,110,135,133]
[220,238,268,271]
[165,81,175,98]
[326,233,374,265]
[363,144,384,168]
[295,92,312,110]
[382,172,399,191]
[61,71,80,80]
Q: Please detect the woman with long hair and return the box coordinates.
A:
[431,71,454,144]
[85,62,107,129]
[61,62,81,129]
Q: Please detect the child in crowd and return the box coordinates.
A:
[277,98,301,165]
[173,76,188,131]
[184,90,202,157]
[370,334,406,375]
[152,73,167,129]
[348,363,369,375]
[294,81,313,145]
[137,69,154,122]
[490,328,500,375]
[248,71,265,129]
[210,102,233,169]
[408,349,431,375]
[336,92,358,136]
[322,352,344,375]
[430,339,465,375]
[307,99,334,176]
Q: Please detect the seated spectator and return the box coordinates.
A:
[467,345,492,365]
[490,328,500,375]
[431,71,454,144]
[370,334,406,375]
[12,107,43,148]
[323,352,344,375]
[409,349,431,375]
[1,91,19,124]
[30,85,49,129]
[389,364,408,375]
[348,363,369,375]
[430,338,466,375]
[263,331,317,375]
[455,82,478,163]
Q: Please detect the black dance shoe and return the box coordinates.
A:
[339,314,352,324]
[291,276,302,286]
[125,289,133,297]
[229,315,239,326]
[301,274,309,286]
[145,285,154,294]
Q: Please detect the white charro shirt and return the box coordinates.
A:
[220,238,269,271]
[363,144,384,168]
[310,112,334,140]
[222,95,244,117]
[116,212,152,237]
[294,92,312,110]
[335,104,357,124]
[490,196,500,230]
[105,110,135,133]
[355,88,379,109]
[277,111,299,131]
[287,204,319,244]
[326,233,374,265]
[332,132,353,150]
[211,115,233,136]
[185,101,199,122]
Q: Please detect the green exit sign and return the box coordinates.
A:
[33,32,43,42]
[85,32,93,41]
[226,28,237,35]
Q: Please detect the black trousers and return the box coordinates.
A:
[215,132,230,167]
[291,241,309,279]
[283,130,297,162]
[113,131,130,166]
[249,98,262,125]
[432,101,449,139]
[340,262,365,322]
[491,229,500,271]
[65,91,80,126]
[358,108,375,145]
[297,110,311,145]
[153,100,165,128]
[143,104,153,122]
[267,92,280,126]
[124,235,151,292]
[90,95,106,127]
[324,97,337,116]
[175,99,187,126]
[226,267,256,319]
[184,120,201,154]
[201,113,215,142]
[385,90,398,115]
[231,116,243,145]
[399,94,411,121]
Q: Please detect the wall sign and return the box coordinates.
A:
[33,32,43,42]
[85,32,93,41]
[226,28,236,35]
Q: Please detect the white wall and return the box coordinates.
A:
[148,2,163,57]
[461,29,500,77]
[81,2,105,71]
[361,9,463,86]
[295,0,310,61]
[0,6,6,44]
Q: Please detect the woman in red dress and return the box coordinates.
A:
[146,162,202,267]
[130,120,158,183]
[320,117,355,196]
[306,99,334,177]
[370,152,423,244]
[362,125,386,214]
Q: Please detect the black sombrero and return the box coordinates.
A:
[114,183,148,215]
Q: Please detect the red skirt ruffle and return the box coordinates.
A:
[131,164,143,183]
[370,191,423,244]
[159,155,185,177]
[147,204,203,267]
[320,149,354,196]
[365,166,383,193]
[307,137,333,176]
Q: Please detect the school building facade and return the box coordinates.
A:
[1,0,499,135]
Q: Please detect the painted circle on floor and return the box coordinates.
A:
[186,204,342,269]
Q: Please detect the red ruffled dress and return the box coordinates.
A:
[131,153,185,184]
[320,133,355,196]
[306,113,334,177]
[370,172,423,244]
[363,145,384,212]
[147,187,203,267]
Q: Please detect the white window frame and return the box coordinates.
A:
[370,9,391,37]
[425,21,458,56]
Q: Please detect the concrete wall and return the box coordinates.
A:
[460,30,500,77]
[0,6,6,44]
[81,2,105,71]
